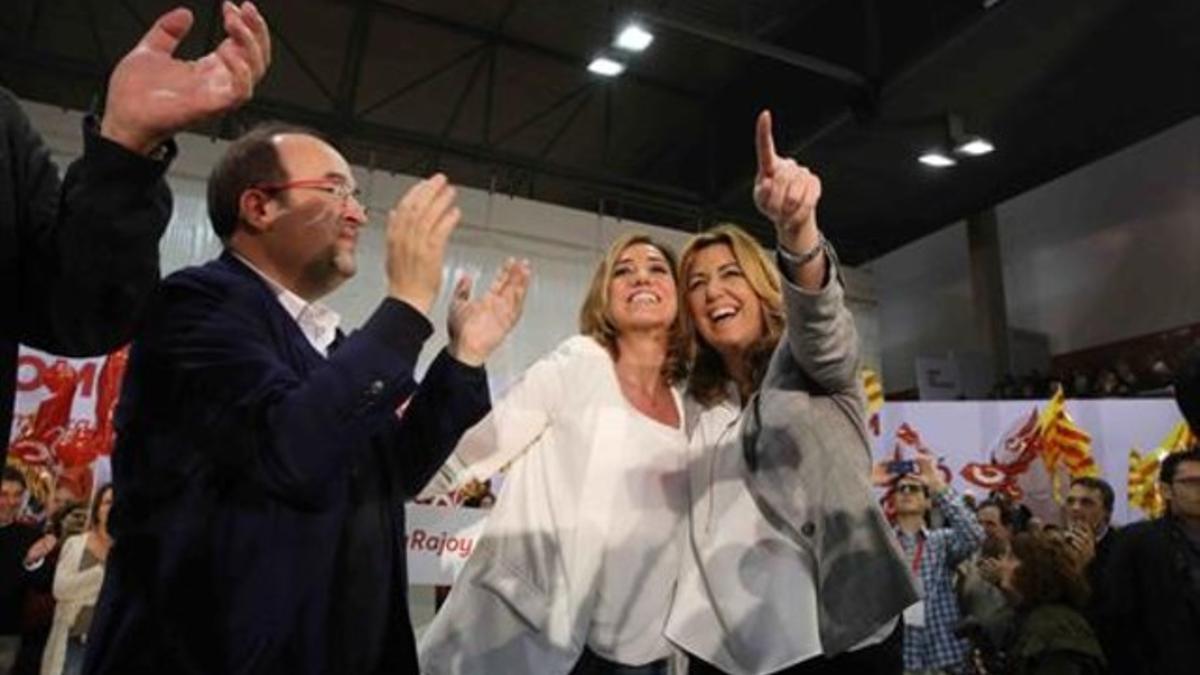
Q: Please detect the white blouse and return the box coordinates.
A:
[586,398,687,664]
[419,335,690,672]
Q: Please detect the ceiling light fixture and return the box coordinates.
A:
[588,56,626,77]
[918,151,957,168]
[955,137,995,156]
[615,24,654,52]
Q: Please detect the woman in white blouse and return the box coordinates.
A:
[419,233,690,675]
[663,112,915,675]
[42,484,112,675]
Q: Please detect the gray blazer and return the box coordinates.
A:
[666,252,919,672]
[746,253,919,653]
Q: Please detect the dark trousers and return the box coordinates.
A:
[569,648,669,675]
[688,623,902,675]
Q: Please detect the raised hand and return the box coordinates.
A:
[101,2,272,155]
[447,259,533,367]
[915,454,948,496]
[385,174,462,316]
[753,110,823,258]
[24,533,58,566]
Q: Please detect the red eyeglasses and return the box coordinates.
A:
[252,179,366,212]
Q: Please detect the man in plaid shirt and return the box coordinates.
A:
[891,456,985,674]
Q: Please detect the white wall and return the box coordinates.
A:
[23,100,880,389]
[869,114,1200,393]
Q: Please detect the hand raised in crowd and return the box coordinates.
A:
[24,533,58,566]
[102,2,272,155]
[385,174,462,316]
[1060,523,1097,570]
[914,454,948,496]
[977,556,1004,585]
[447,258,533,367]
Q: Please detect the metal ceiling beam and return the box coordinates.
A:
[335,0,375,122]
[439,49,489,142]
[490,81,593,148]
[246,97,708,207]
[639,10,871,91]
[322,0,705,102]
[0,46,699,203]
[271,23,338,104]
[0,44,767,232]
[359,43,488,117]
[538,88,593,160]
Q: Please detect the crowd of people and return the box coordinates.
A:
[989,353,1184,400]
[892,456,1200,675]
[1,2,1198,674]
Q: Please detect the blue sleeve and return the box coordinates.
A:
[133,273,434,508]
[381,349,492,498]
[933,487,985,565]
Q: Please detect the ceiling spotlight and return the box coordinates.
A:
[588,56,626,77]
[918,151,957,168]
[615,24,654,52]
[955,137,995,156]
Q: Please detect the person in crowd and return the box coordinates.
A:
[418,232,688,674]
[956,536,1014,675]
[1061,476,1118,648]
[885,457,985,674]
[1101,447,1200,675]
[1063,478,1115,553]
[976,500,1015,548]
[995,533,1105,675]
[957,499,1017,652]
[1,469,55,674]
[82,123,530,675]
[11,501,86,675]
[0,1,272,469]
[665,111,916,675]
[41,485,113,675]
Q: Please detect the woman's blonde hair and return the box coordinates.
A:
[679,224,784,406]
[578,232,688,384]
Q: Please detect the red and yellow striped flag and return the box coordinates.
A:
[1037,386,1098,501]
[1128,421,1197,517]
[861,368,885,436]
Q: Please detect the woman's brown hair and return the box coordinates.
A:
[1009,532,1090,610]
[578,232,688,384]
[678,224,784,406]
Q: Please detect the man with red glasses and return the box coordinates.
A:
[83,123,531,675]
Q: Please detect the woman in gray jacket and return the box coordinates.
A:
[663,111,918,675]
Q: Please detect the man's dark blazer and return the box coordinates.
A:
[1098,515,1200,675]
[1,88,173,467]
[83,251,490,675]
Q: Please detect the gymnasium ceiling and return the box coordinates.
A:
[1,0,1197,263]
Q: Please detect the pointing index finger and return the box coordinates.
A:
[755,109,777,178]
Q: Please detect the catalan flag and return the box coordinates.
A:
[1128,421,1197,517]
[861,368,885,436]
[1037,386,1098,502]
